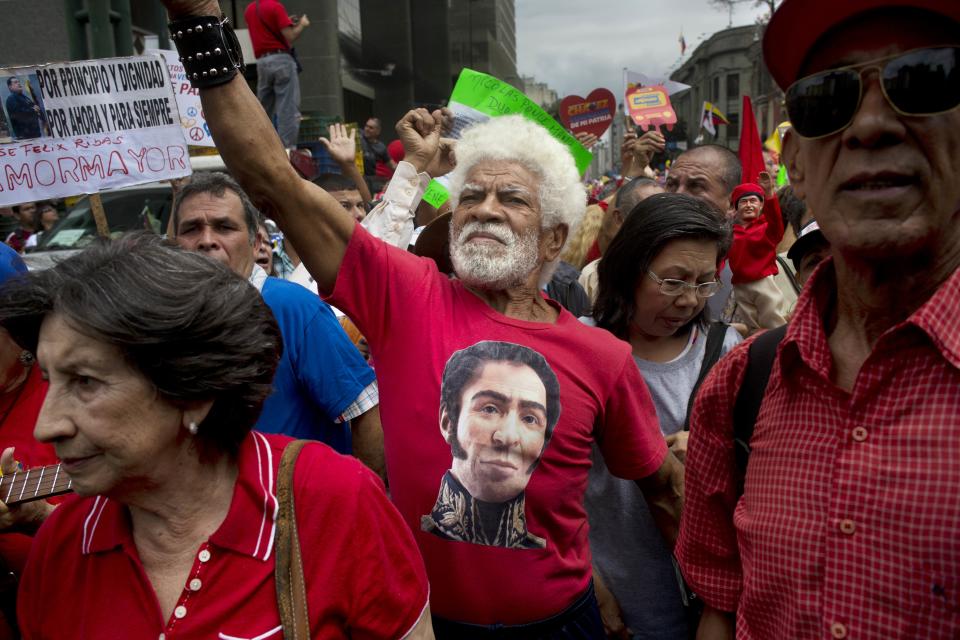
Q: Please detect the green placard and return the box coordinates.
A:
[421,179,450,209]
[449,69,593,175]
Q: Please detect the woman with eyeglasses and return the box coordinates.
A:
[581,192,739,640]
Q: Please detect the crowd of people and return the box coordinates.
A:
[0,0,958,638]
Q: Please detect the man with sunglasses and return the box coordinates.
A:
[677,1,960,638]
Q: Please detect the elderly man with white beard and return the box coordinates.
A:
[160,5,681,635]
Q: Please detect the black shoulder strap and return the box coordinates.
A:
[732,324,787,494]
[683,322,730,431]
[777,254,802,296]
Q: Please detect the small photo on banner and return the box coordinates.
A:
[0,72,50,142]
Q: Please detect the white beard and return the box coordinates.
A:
[449,221,541,290]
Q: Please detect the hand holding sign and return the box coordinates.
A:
[574,131,599,150]
[425,139,457,178]
[558,89,615,139]
[625,85,677,132]
[631,130,666,170]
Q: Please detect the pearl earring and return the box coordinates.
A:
[188,421,198,435]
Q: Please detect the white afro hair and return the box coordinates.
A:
[447,115,587,248]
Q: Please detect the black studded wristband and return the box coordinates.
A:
[168,15,244,89]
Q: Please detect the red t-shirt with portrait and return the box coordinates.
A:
[328,224,667,625]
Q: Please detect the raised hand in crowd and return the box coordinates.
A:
[422,107,457,176]
[320,122,373,203]
[425,138,456,178]
[438,106,455,136]
[319,122,358,166]
[0,448,54,534]
[757,170,775,199]
[575,131,600,150]
[395,107,445,173]
[631,129,666,174]
[619,128,639,177]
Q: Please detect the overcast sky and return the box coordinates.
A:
[516,0,768,100]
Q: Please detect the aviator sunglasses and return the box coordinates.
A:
[785,46,960,139]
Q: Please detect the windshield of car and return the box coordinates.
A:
[34,187,172,252]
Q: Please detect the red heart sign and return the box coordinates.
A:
[558,89,616,138]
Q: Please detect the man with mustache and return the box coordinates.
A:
[160,2,682,634]
[677,0,960,638]
[422,341,560,550]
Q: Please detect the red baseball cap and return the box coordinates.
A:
[763,0,960,90]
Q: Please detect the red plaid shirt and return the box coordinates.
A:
[677,260,960,639]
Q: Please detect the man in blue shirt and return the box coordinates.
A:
[172,171,384,478]
[5,77,41,140]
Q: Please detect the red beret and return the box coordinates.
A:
[763,0,960,90]
[731,183,764,207]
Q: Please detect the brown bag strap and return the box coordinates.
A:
[275,439,310,639]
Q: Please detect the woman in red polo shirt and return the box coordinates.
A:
[1,234,432,639]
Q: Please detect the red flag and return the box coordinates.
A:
[738,95,766,185]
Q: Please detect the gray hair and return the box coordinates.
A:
[0,232,282,459]
[173,172,260,244]
[447,115,587,259]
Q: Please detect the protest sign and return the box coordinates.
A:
[558,89,615,138]
[151,49,214,147]
[424,69,592,208]
[448,69,592,174]
[0,55,190,207]
[421,177,451,210]
[623,69,690,97]
[625,85,678,131]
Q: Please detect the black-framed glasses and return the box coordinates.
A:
[785,46,960,139]
[647,271,721,298]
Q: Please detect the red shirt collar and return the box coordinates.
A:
[82,431,281,561]
[783,258,960,378]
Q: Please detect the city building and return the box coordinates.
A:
[521,75,557,111]
[669,24,783,152]
[448,0,519,88]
